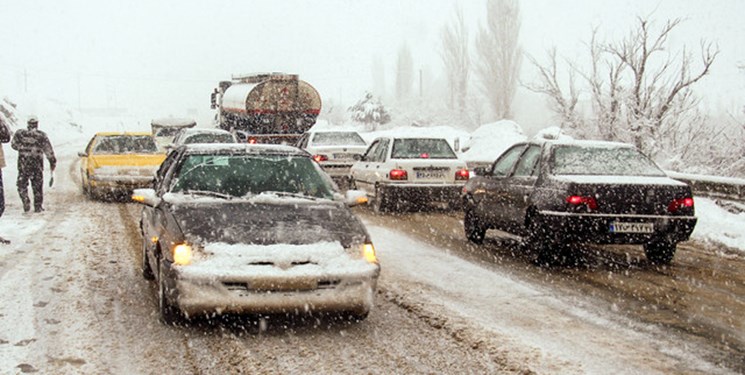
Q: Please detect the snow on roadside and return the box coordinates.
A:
[691,197,745,253]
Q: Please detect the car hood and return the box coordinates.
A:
[170,200,369,247]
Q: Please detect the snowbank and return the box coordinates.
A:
[460,120,527,163]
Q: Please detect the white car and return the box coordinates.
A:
[297,130,368,187]
[351,136,470,212]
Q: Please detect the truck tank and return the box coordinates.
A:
[212,73,321,144]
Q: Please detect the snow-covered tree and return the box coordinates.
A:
[440,5,470,114]
[395,43,414,101]
[526,16,718,160]
[475,0,522,120]
[348,92,391,131]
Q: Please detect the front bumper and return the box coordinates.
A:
[167,264,380,317]
[536,210,697,244]
[90,175,154,191]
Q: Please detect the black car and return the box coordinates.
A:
[132,144,379,324]
[462,139,697,265]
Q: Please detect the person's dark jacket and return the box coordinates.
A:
[11,128,56,170]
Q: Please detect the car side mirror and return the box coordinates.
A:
[344,190,368,207]
[132,188,161,207]
[77,151,88,157]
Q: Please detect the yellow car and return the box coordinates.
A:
[79,132,166,198]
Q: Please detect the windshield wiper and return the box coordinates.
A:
[181,189,234,200]
[260,191,320,201]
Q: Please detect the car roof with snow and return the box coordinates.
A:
[180,128,233,135]
[94,131,153,136]
[539,138,636,149]
[177,143,310,157]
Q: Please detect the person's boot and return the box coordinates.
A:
[22,201,30,213]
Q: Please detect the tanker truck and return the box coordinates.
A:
[210,73,322,144]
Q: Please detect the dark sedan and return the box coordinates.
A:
[132,144,379,324]
[462,139,697,265]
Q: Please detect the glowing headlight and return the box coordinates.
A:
[173,243,193,265]
[362,243,377,264]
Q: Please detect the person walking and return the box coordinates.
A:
[0,117,10,243]
[11,115,56,213]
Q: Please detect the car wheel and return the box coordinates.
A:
[464,208,486,244]
[141,236,155,280]
[372,186,389,213]
[524,217,559,266]
[81,172,91,197]
[158,261,183,325]
[644,240,676,265]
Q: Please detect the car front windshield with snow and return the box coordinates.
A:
[184,133,235,144]
[312,132,366,146]
[391,138,457,159]
[551,145,665,176]
[171,154,335,199]
[93,135,159,154]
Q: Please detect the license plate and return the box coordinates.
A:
[609,222,654,234]
[415,171,445,180]
[333,153,354,159]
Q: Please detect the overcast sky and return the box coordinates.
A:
[0,0,742,128]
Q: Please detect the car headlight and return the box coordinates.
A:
[347,242,377,264]
[172,243,193,265]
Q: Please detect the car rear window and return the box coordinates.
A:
[391,138,457,159]
[184,133,235,144]
[311,132,366,146]
[172,154,335,199]
[93,135,159,154]
[551,145,665,176]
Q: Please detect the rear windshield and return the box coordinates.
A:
[93,135,159,154]
[183,133,235,144]
[311,132,366,146]
[171,154,335,199]
[391,138,457,159]
[551,145,665,176]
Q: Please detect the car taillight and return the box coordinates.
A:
[420,153,430,159]
[389,169,408,180]
[248,137,258,144]
[455,168,469,180]
[312,154,329,162]
[566,195,598,210]
[668,197,694,213]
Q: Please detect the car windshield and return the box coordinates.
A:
[391,138,457,159]
[550,144,666,176]
[93,135,159,154]
[312,132,366,146]
[171,154,335,199]
[183,133,235,144]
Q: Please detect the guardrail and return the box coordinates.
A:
[666,172,745,202]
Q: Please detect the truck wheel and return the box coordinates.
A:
[644,241,676,265]
[464,208,486,244]
[158,262,183,325]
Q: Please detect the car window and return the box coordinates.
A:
[311,132,366,146]
[372,139,389,162]
[183,133,235,144]
[490,144,525,177]
[391,138,457,159]
[93,135,159,154]
[362,140,380,162]
[513,145,542,177]
[171,154,335,199]
[550,144,666,176]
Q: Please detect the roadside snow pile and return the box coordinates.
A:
[691,198,745,253]
[460,120,526,164]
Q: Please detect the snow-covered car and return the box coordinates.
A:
[350,136,470,212]
[462,139,698,265]
[78,132,166,198]
[169,128,237,149]
[296,130,368,187]
[132,143,379,324]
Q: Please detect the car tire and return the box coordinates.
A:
[372,185,389,213]
[81,172,91,197]
[524,217,559,266]
[644,240,676,265]
[158,261,183,325]
[464,208,486,244]
[142,237,155,280]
